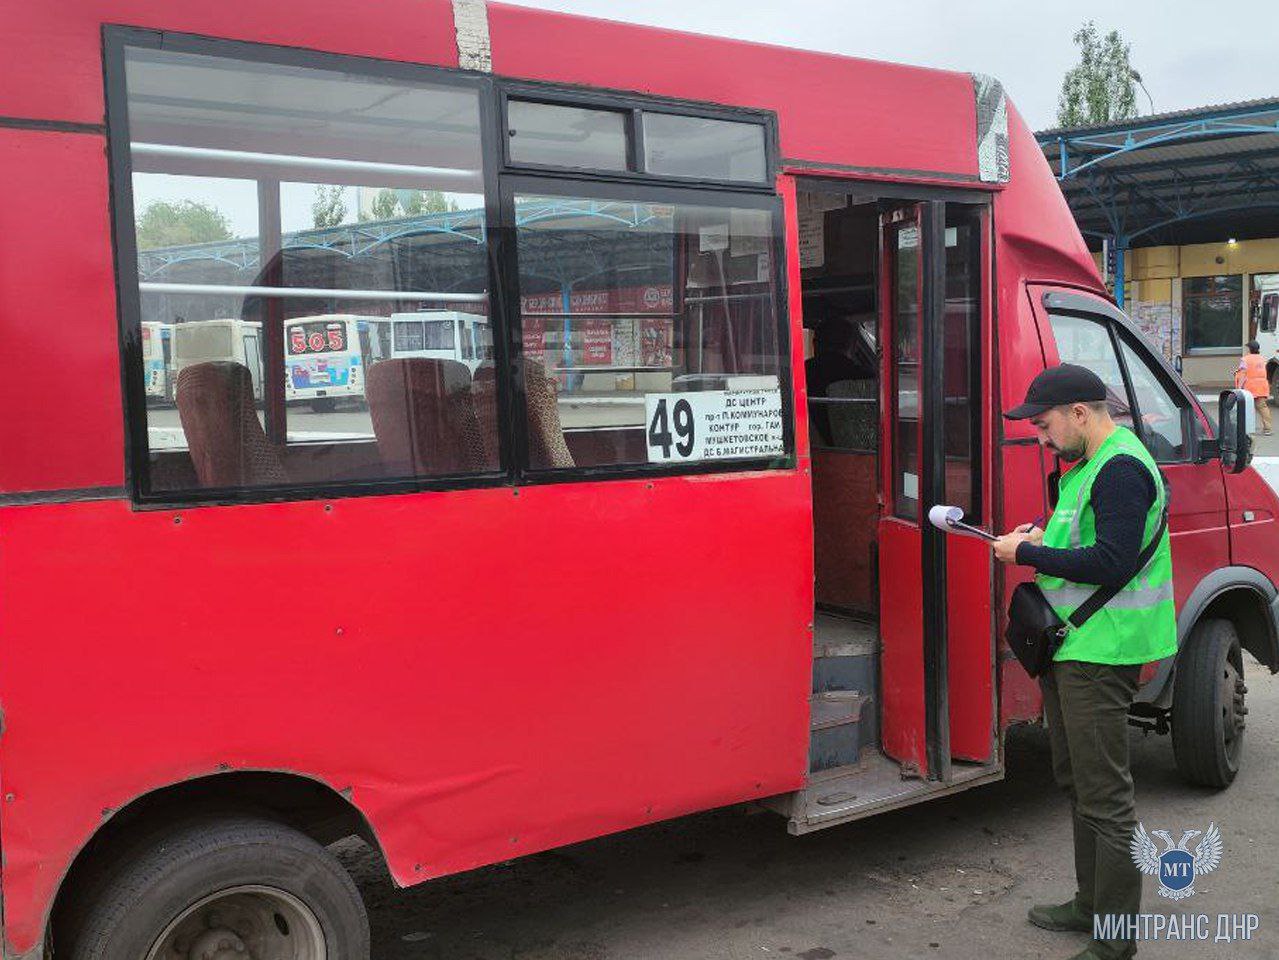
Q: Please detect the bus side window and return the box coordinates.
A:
[1117,337,1189,462]
[118,44,499,496]
[1047,313,1135,429]
[1047,311,1190,463]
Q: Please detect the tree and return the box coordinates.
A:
[1056,21,1138,128]
[368,188,400,221]
[311,185,348,228]
[360,188,459,221]
[135,200,233,249]
[402,189,457,215]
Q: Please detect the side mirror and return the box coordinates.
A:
[1173,354,1183,374]
[1218,388,1254,474]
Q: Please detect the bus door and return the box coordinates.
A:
[878,201,994,780]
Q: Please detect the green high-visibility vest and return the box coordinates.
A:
[1037,426,1177,665]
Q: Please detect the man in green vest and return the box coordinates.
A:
[993,364,1177,960]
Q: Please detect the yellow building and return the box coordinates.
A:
[1097,238,1279,387]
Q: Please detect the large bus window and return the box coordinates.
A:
[118,43,497,495]
[512,192,784,470]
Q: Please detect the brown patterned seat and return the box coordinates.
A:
[366,358,494,476]
[472,359,574,470]
[524,358,574,470]
[175,361,288,488]
[468,357,572,470]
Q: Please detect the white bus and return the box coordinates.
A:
[1254,274,1279,396]
[171,318,264,402]
[141,321,172,403]
[284,314,371,411]
[386,310,492,373]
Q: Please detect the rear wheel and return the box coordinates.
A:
[1171,618,1246,788]
[66,817,369,960]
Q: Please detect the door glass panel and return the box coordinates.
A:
[1119,338,1189,462]
[891,220,921,520]
[1046,313,1134,430]
[943,208,982,522]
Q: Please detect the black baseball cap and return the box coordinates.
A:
[1004,364,1108,420]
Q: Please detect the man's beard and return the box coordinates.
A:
[1049,439,1087,462]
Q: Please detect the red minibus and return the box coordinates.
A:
[3,2,1277,957]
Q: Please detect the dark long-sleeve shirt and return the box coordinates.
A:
[1016,454,1158,588]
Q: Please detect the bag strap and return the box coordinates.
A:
[1066,507,1168,629]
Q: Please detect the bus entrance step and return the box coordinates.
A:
[767,753,1006,835]
[809,691,869,773]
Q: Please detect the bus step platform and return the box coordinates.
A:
[764,753,1006,835]
[809,690,869,772]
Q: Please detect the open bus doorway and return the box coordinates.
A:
[786,183,998,830]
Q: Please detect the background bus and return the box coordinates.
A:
[171,318,264,402]
[141,320,172,404]
[1253,274,1279,394]
[387,310,492,373]
[284,314,370,412]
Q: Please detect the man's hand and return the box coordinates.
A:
[992,525,1043,565]
[1013,523,1044,542]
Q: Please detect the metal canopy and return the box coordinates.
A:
[1037,98,1279,307]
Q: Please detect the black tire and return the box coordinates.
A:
[65,817,369,960]
[1171,618,1246,789]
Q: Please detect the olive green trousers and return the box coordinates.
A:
[1041,659,1144,958]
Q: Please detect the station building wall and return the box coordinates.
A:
[1094,237,1279,388]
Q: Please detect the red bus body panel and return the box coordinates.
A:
[0,479,813,951]
[3,3,1276,956]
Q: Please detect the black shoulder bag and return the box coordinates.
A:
[1005,508,1168,678]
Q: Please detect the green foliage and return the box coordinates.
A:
[311,185,348,229]
[135,199,233,250]
[1057,21,1138,127]
[360,188,459,221]
[367,188,399,221]
[402,189,458,215]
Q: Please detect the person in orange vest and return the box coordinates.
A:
[1234,340,1273,436]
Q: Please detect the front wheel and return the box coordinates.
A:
[1171,618,1247,789]
[67,817,369,960]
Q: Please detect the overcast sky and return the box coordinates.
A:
[500,0,1275,131]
